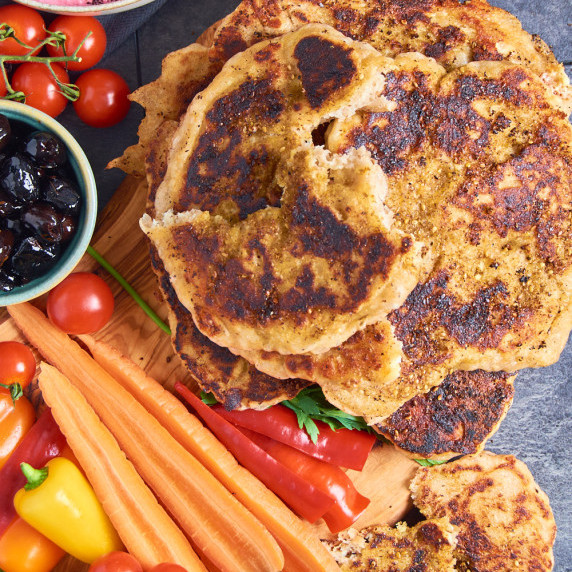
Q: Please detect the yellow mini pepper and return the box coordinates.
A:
[13,456,123,563]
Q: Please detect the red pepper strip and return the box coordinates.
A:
[213,403,376,470]
[175,383,334,523]
[239,426,370,534]
[0,408,67,537]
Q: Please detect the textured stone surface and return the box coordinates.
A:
[57,0,570,568]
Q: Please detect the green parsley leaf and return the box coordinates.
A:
[414,458,448,467]
[200,391,219,406]
[282,386,373,443]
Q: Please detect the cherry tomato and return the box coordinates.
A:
[0,393,36,469]
[47,16,107,72]
[11,63,70,118]
[0,341,36,390]
[47,272,115,334]
[73,69,130,128]
[89,551,143,572]
[149,565,188,572]
[0,5,45,57]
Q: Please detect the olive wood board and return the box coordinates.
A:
[0,175,418,572]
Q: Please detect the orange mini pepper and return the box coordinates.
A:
[0,393,35,470]
[0,516,65,572]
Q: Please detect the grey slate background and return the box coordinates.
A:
[51,0,571,569]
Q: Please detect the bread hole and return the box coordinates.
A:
[311,120,334,146]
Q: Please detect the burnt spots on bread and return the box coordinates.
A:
[378,370,515,457]
[182,78,285,218]
[433,68,536,158]
[390,271,526,362]
[294,35,356,108]
[254,41,280,63]
[281,265,337,315]
[453,143,572,271]
[424,25,465,59]
[289,183,399,300]
[215,25,249,60]
[345,70,433,174]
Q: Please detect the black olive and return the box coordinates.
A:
[42,176,81,215]
[23,131,67,169]
[22,202,65,243]
[0,268,20,291]
[10,236,60,280]
[0,189,21,217]
[0,228,14,268]
[0,153,40,205]
[60,214,76,243]
[0,114,11,152]
[3,217,25,240]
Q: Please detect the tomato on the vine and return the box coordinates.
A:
[0,5,45,57]
[0,341,36,391]
[89,551,143,572]
[73,69,130,128]
[47,272,115,334]
[47,16,107,72]
[11,62,70,118]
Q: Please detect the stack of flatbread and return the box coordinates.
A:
[116,0,572,463]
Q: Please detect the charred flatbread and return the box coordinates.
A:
[323,518,458,571]
[376,370,515,460]
[410,451,556,571]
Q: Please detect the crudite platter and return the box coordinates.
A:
[0,0,570,570]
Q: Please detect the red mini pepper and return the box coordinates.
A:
[0,408,67,536]
[240,426,370,533]
[175,383,334,523]
[213,403,376,470]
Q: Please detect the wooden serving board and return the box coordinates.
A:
[0,176,418,571]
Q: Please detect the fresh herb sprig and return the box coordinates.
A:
[87,246,171,335]
[282,386,373,443]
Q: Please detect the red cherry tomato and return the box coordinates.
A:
[11,63,70,118]
[0,5,45,57]
[47,16,107,72]
[89,551,143,572]
[149,565,188,572]
[73,69,130,128]
[0,341,36,390]
[47,272,115,334]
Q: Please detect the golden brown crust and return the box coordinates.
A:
[151,247,309,409]
[377,370,515,460]
[410,451,556,572]
[113,0,570,178]
[323,518,458,571]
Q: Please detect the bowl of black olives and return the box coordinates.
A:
[0,100,97,305]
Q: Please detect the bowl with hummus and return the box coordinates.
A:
[13,0,157,15]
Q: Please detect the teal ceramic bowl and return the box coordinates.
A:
[0,100,97,306]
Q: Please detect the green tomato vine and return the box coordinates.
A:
[0,25,90,103]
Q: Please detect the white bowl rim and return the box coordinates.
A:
[0,100,97,306]
[13,0,157,15]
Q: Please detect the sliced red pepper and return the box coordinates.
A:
[175,383,334,523]
[0,408,67,536]
[240,426,370,534]
[213,403,376,470]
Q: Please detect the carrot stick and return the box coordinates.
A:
[38,363,204,572]
[80,334,341,572]
[8,303,283,572]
